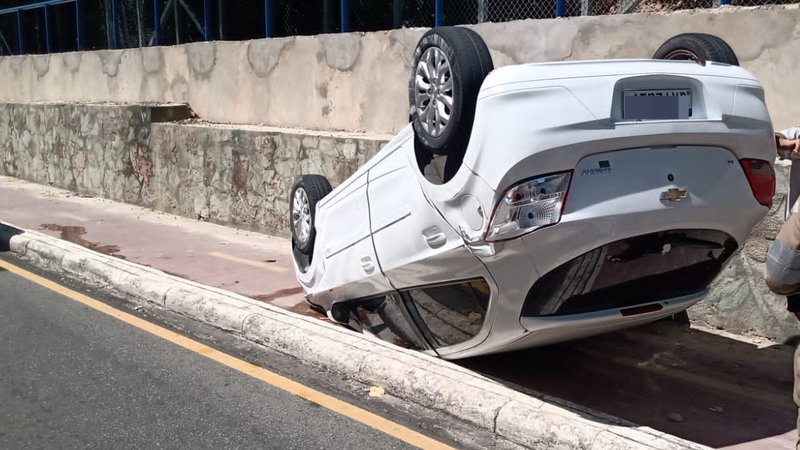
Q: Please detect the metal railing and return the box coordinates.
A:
[0,0,82,54]
[0,0,790,56]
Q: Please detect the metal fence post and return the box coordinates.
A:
[16,11,24,54]
[556,0,566,17]
[435,0,443,26]
[393,0,401,29]
[111,0,119,48]
[173,0,179,43]
[153,0,160,45]
[323,0,330,33]
[76,0,83,50]
[264,0,273,37]
[203,0,212,40]
[217,0,223,39]
[44,5,52,53]
[340,0,349,32]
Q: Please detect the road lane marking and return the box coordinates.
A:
[208,251,288,273]
[0,259,454,450]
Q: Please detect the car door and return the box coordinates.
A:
[313,171,393,302]
[367,139,495,353]
[368,142,486,289]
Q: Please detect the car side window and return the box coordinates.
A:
[422,155,448,185]
[403,279,490,348]
[414,141,463,185]
[346,294,431,351]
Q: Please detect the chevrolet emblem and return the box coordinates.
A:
[661,188,688,202]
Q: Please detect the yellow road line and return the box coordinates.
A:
[0,259,454,450]
[208,251,288,273]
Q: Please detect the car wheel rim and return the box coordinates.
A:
[414,46,454,138]
[292,188,311,246]
[663,49,699,62]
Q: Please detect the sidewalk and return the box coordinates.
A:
[0,176,318,318]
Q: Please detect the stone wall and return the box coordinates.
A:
[0,103,154,206]
[0,103,388,236]
[695,161,796,342]
[149,123,385,233]
[1,5,800,134]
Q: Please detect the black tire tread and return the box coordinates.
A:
[290,174,332,256]
[302,175,333,204]
[442,27,494,181]
[653,33,739,66]
[409,27,493,157]
[461,28,494,82]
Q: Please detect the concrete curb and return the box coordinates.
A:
[0,222,708,450]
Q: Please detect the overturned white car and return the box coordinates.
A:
[290,28,775,359]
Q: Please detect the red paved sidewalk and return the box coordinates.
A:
[0,176,317,317]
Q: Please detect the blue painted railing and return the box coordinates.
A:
[264,0,272,37]
[0,0,79,54]
[0,0,749,56]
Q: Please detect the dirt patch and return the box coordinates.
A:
[39,224,127,260]
[250,286,304,303]
[162,269,188,279]
[286,301,329,321]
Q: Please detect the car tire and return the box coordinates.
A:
[409,27,494,157]
[290,174,332,256]
[653,33,739,66]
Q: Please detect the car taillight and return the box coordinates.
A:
[740,159,775,208]
[484,171,572,242]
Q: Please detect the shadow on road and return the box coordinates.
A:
[460,320,796,449]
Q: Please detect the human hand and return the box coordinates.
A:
[777,137,800,159]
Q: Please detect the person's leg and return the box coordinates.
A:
[766,212,800,295]
[795,344,800,450]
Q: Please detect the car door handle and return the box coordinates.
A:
[422,226,446,249]
[361,256,375,274]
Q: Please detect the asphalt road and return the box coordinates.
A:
[0,264,469,450]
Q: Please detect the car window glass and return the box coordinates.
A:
[423,155,447,185]
[405,279,490,348]
[415,143,462,185]
[348,294,430,351]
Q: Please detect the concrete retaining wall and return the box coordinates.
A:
[149,122,385,233]
[1,6,800,134]
[0,102,154,204]
[699,161,796,342]
[0,103,388,235]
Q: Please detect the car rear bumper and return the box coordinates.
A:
[520,229,737,317]
[512,292,704,353]
[442,288,704,359]
[464,144,765,350]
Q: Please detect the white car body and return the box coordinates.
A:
[294,59,774,359]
